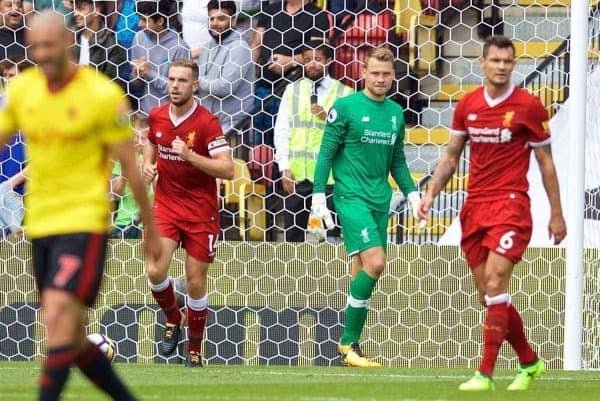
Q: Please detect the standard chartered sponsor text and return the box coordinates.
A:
[361,129,393,145]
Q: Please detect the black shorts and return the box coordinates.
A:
[32,232,108,307]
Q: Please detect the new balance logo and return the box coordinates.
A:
[361,116,370,122]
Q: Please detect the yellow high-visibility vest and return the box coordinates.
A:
[286,78,353,183]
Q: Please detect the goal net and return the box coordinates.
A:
[0,0,595,369]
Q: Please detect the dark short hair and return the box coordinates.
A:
[482,35,516,58]
[136,0,175,24]
[301,40,333,60]
[169,58,199,80]
[207,0,237,16]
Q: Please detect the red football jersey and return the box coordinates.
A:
[148,102,229,222]
[452,84,551,202]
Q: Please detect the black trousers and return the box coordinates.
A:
[283,181,339,242]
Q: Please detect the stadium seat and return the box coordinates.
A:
[247,144,275,188]
[331,8,395,89]
[408,14,438,76]
[222,159,267,241]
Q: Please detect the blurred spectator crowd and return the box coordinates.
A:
[0,0,455,241]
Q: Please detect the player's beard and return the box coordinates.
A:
[170,93,192,107]
[307,68,324,82]
[209,28,233,44]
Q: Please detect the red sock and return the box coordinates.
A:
[151,281,181,325]
[506,303,537,365]
[479,302,509,377]
[187,308,208,353]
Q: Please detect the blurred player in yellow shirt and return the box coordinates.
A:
[0,12,160,401]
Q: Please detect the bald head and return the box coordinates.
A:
[27,11,75,83]
[28,11,70,39]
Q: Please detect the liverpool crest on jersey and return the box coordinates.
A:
[503,111,515,127]
[186,131,196,148]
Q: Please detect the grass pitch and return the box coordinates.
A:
[1,362,599,401]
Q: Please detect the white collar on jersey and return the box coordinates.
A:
[169,100,198,127]
[484,83,515,108]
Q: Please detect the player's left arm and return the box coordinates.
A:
[170,115,234,180]
[527,96,566,244]
[534,144,567,245]
[172,136,234,180]
[390,114,417,196]
[389,112,420,221]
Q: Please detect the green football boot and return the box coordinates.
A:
[458,371,496,391]
[507,359,545,391]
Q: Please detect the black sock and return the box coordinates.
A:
[76,341,137,401]
[39,345,76,401]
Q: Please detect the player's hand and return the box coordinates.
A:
[307,193,334,241]
[417,193,434,221]
[131,59,148,78]
[142,162,157,185]
[171,136,191,161]
[310,104,326,120]
[267,54,294,76]
[282,170,295,194]
[407,191,427,231]
[548,214,567,245]
[143,224,162,262]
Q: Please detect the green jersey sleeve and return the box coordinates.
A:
[390,110,417,195]
[313,99,347,193]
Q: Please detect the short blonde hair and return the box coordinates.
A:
[364,47,395,69]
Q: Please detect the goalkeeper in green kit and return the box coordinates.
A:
[308,47,424,367]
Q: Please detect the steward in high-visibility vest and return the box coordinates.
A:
[285,77,353,184]
[273,41,353,242]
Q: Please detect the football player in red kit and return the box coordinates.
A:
[419,36,566,391]
[143,58,234,367]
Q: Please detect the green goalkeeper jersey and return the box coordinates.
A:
[313,91,416,211]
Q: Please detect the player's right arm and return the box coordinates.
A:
[142,112,158,185]
[312,100,346,194]
[112,140,161,260]
[418,96,469,220]
[142,141,157,185]
[417,134,467,221]
[309,100,346,237]
[102,85,160,261]
[0,76,19,150]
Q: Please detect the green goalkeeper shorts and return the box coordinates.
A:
[335,199,388,257]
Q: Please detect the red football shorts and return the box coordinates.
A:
[154,212,219,263]
[459,195,532,269]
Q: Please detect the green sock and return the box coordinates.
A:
[340,270,378,345]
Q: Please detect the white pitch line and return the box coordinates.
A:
[232,369,600,381]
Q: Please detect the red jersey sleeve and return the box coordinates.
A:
[524,95,551,147]
[451,96,468,136]
[203,114,230,156]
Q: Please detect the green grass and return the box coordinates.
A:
[1,362,600,401]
